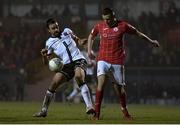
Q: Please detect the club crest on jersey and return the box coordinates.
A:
[113,27,118,32]
[103,33,107,37]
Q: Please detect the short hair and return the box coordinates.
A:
[102,7,114,16]
[46,18,57,29]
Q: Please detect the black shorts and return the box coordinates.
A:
[60,59,87,81]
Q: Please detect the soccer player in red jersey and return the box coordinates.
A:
[87,8,160,120]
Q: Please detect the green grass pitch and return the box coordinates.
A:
[0,102,180,124]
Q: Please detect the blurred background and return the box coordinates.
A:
[0,0,180,105]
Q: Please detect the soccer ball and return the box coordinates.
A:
[48,58,63,72]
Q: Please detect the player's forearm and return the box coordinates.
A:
[40,48,49,65]
[137,30,154,43]
[42,54,52,65]
[87,34,94,53]
[75,36,81,44]
[73,35,87,46]
[71,33,80,44]
[42,56,48,65]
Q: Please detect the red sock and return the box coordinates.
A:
[119,92,127,109]
[95,89,103,118]
[119,92,132,117]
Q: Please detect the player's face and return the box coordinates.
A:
[48,22,60,37]
[102,14,117,28]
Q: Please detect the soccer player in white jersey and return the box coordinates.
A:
[33,18,95,117]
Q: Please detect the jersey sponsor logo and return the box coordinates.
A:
[103,28,108,31]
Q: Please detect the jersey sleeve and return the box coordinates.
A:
[64,28,73,35]
[91,23,99,37]
[125,23,137,34]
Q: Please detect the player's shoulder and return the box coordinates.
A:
[45,37,57,46]
[94,21,106,28]
[63,28,73,34]
[118,20,132,28]
[46,37,54,43]
[98,21,105,25]
[118,20,129,25]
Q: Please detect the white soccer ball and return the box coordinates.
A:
[48,58,63,72]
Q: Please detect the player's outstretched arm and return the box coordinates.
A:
[79,38,88,45]
[70,32,87,46]
[136,30,160,47]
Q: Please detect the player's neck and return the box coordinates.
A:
[50,32,61,38]
[108,20,118,28]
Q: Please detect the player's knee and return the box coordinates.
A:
[52,73,65,87]
[74,73,83,82]
[53,74,60,83]
[74,74,81,80]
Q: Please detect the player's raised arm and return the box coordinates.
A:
[126,23,160,47]
[136,28,160,47]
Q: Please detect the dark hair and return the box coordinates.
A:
[102,7,114,16]
[46,18,57,29]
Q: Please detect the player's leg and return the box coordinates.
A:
[74,66,95,115]
[111,64,133,120]
[33,72,67,117]
[94,61,110,119]
[95,74,106,119]
[73,59,96,114]
[86,75,96,102]
[66,80,80,102]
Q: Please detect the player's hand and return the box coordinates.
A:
[88,50,96,60]
[41,49,48,57]
[151,40,160,47]
[79,38,87,45]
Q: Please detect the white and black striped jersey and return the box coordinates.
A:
[45,28,85,64]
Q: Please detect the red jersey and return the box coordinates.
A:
[91,20,137,65]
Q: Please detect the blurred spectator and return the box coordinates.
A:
[0,83,9,101]
[15,68,27,101]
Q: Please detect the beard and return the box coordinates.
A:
[53,31,61,37]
